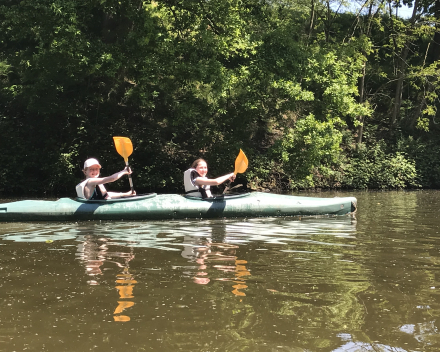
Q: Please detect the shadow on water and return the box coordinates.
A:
[1,190,440,351]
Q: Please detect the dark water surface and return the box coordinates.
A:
[0,191,439,352]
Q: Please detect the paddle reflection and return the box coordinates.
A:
[232,259,251,296]
[181,234,251,296]
[114,266,137,322]
[76,234,137,322]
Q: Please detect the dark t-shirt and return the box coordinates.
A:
[90,185,107,200]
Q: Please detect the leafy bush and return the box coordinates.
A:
[395,136,440,188]
[268,114,344,189]
[343,142,418,189]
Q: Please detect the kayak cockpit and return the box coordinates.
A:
[184,193,251,201]
[75,193,157,204]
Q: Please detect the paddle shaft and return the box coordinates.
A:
[124,161,134,192]
[222,173,236,194]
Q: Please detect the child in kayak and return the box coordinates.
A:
[184,158,235,198]
[76,158,136,200]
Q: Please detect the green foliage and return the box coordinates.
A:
[407,61,440,132]
[304,43,372,121]
[344,142,419,189]
[271,114,344,185]
[395,135,440,188]
[0,0,439,196]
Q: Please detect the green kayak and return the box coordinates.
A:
[0,192,357,221]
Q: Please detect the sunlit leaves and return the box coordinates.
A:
[271,114,345,187]
[0,0,439,194]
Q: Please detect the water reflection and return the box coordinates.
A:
[0,217,359,327]
[76,233,137,321]
[181,230,251,296]
[334,333,408,351]
[114,266,137,322]
[76,234,108,280]
[2,191,440,352]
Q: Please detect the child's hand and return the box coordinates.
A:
[229,173,236,182]
[124,167,133,174]
[121,190,136,197]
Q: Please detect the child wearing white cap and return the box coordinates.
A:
[76,158,136,200]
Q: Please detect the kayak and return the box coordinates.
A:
[0,192,357,221]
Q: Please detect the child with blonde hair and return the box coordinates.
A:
[76,158,136,200]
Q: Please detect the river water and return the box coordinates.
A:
[0,190,439,352]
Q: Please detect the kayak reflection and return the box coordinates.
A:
[0,217,357,322]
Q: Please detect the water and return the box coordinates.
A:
[0,191,439,351]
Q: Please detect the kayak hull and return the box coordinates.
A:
[0,192,357,221]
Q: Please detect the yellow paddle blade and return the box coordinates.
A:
[234,149,248,174]
[113,136,133,163]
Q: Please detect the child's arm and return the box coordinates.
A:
[86,168,132,187]
[106,190,136,199]
[195,172,235,186]
[85,168,135,198]
[103,168,136,198]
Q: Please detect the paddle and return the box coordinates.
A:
[113,136,134,193]
[234,149,248,175]
[223,149,248,194]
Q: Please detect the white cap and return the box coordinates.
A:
[84,158,101,169]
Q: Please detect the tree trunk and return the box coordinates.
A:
[356,63,366,145]
[308,0,315,39]
[410,1,440,129]
[356,0,382,146]
[390,0,419,129]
